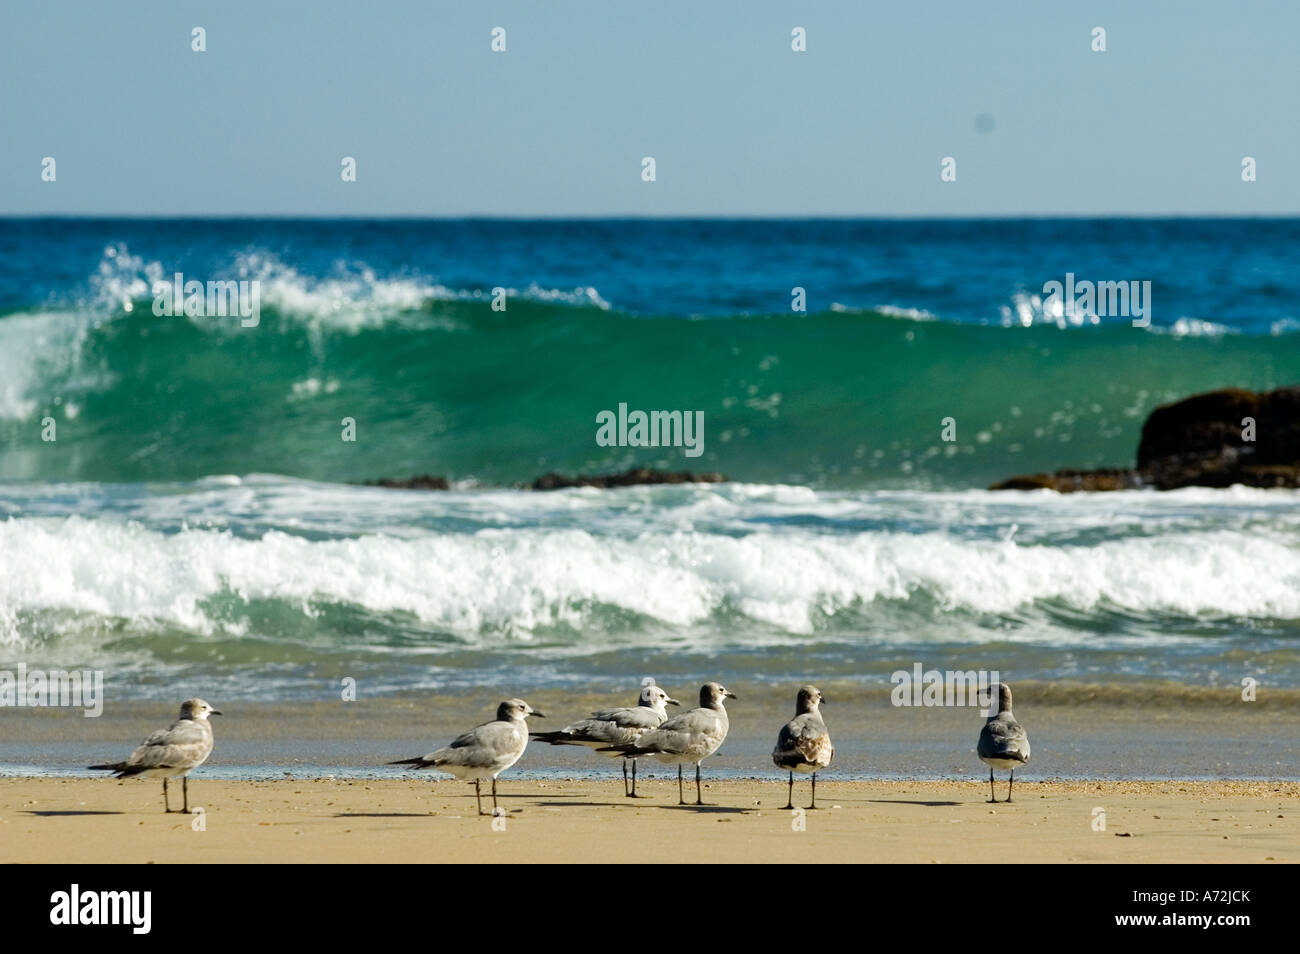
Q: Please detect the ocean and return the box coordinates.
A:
[2,217,1299,702]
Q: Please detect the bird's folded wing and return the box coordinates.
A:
[600,707,663,729]
[140,719,208,747]
[588,706,631,721]
[633,725,689,754]
[637,711,721,754]
[557,719,635,745]
[775,722,799,753]
[440,721,524,763]
[127,723,210,768]
[776,716,832,763]
[447,722,496,749]
[978,720,1029,760]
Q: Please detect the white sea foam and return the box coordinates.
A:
[829,303,936,321]
[1154,317,1234,337]
[3,508,1299,646]
[232,251,610,332]
[870,304,938,321]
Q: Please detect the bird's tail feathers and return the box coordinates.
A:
[88,762,137,778]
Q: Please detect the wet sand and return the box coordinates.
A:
[1,777,1295,863]
[4,681,1299,780]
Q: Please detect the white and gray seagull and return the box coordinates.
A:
[977,682,1030,803]
[772,685,833,809]
[390,698,544,815]
[88,698,221,814]
[530,683,681,797]
[600,681,735,806]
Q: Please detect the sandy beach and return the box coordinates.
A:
[4,684,1299,864]
[2,777,1295,864]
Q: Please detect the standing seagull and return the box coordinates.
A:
[772,685,833,810]
[977,682,1030,803]
[390,698,544,816]
[530,683,680,797]
[88,698,221,814]
[599,682,735,806]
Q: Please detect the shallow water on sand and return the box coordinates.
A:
[4,688,1298,781]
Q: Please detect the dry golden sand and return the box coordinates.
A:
[2,777,1295,864]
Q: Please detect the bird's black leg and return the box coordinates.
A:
[182,776,190,814]
[988,768,997,803]
[629,758,642,798]
[162,778,171,813]
[677,764,685,805]
[809,772,817,810]
[492,776,499,813]
[622,758,629,796]
[783,771,794,810]
[694,762,705,806]
[1007,770,1014,803]
[475,778,483,815]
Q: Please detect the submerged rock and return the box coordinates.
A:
[531,467,728,491]
[362,474,451,490]
[989,469,1145,492]
[992,385,1300,492]
[360,468,728,492]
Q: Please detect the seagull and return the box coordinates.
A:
[530,683,680,797]
[977,682,1030,803]
[599,681,735,806]
[389,698,544,816]
[772,685,833,809]
[88,698,221,814]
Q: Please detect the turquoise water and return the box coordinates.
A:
[2,218,1299,697]
[1,218,1298,487]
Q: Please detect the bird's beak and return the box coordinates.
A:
[725,691,737,700]
[210,710,223,716]
[530,710,546,719]
[820,697,828,706]
[666,698,681,706]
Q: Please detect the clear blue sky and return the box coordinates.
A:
[1,0,1294,216]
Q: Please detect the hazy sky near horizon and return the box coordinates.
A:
[1,0,1295,216]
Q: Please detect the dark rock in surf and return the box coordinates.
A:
[991,385,1300,492]
[362,474,451,491]
[531,468,728,491]
[1137,386,1300,489]
[989,469,1145,492]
